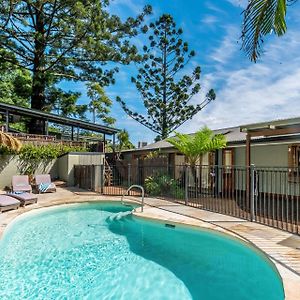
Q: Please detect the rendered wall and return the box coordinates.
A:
[0,155,57,190]
[57,152,104,186]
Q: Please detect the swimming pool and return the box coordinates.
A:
[0,202,284,300]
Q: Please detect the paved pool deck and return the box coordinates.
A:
[0,186,299,300]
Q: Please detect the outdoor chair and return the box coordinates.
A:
[0,194,20,213]
[35,174,56,194]
[12,175,32,193]
[7,192,38,207]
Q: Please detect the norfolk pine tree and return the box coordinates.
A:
[117,14,216,141]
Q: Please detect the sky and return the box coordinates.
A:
[62,0,300,145]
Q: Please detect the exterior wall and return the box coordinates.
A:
[0,155,57,190]
[233,143,289,167]
[58,152,104,186]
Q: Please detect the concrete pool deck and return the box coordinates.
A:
[0,186,299,300]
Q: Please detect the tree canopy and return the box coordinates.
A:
[117,14,215,141]
[0,0,151,132]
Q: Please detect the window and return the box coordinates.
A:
[288,145,300,180]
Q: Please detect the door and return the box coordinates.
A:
[222,149,234,196]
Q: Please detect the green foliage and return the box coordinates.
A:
[145,174,184,199]
[46,87,87,120]
[87,82,115,126]
[144,150,167,159]
[0,1,151,132]
[0,145,17,155]
[242,0,292,61]
[0,49,31,107]
[18,144,87,175]
[167,127,227,166]
[117,14,215,140]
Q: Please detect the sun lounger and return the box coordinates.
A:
[7,192,38,206]
[35,174,56,193]
[0,195,20,212]
[12,175,32,193]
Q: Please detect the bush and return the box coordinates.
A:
[145,174,184,199]
[18,144,87,175]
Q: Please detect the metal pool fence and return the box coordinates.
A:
[96,163,300,235]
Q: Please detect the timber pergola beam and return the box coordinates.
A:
[241,119,300,168]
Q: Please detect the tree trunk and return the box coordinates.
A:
[161,25,168,140]
[29,2,46,134]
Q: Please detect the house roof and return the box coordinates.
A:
[122,126,247,153]
[240,116,300,132]
[124,115,300,154]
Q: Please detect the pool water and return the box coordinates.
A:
[0,203,284,300]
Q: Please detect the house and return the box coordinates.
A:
[122,117,300,170]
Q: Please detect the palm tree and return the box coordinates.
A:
[167,127,227,166]
[0,132,22,151]
[167,127,227,190]
[241,0,296,62]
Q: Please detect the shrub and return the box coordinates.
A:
[144,174,184,199]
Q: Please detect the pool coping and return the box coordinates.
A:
[0,190,299,300]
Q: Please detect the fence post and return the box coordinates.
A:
[185,165,189,205]
[128,163,131,188]
[250,164,256,222]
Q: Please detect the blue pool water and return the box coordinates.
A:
[0,203,284,300]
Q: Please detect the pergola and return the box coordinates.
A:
[240,117,300,168]
[0,102,120,148]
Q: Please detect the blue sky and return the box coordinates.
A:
[62,0,300,145]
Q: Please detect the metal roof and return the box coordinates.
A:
[0,102,119,135]
[240,116,300,132]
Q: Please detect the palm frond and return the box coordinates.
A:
[0,132,22,151]
[242,0,287,62]
[167,127,227,166]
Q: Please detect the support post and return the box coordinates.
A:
[250,164,256,222]
[77,127,79,141]
[246,133,251,219]
[71,126,74,141]
[103,134,106,153]
[128,164,131,187]
[112,133,116,154]
[100,164,104,194]
[45,119,49,136]
[5,110,9,132]
[185,165,189,205]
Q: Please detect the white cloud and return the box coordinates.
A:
[210,26,240,64]
[201,15,219,26]
[226,0,248,8]
[180,28,300,133]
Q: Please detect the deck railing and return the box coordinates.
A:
[101,163,300,235]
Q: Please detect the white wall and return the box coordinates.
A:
[0,155,57,190]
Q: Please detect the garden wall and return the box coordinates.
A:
[0,155,57,190]
[0,152,104,190]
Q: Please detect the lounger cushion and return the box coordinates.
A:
[8,193,37,201]
[0,195,20,207]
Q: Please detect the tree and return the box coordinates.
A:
[0,49,31,107]
[46,87,87,119]
[87,82,116,126]
[167,127,227,166]
[0,1,151,133]
[115,129,135,159]
[117,14,216,141]
[241,0,297,62]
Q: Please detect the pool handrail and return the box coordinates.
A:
[121,185,144,212]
